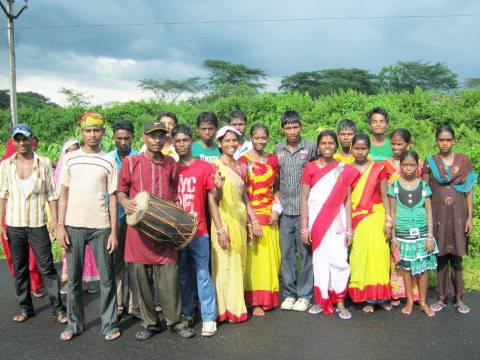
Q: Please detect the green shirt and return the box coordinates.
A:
[192,141,220,163]
[369,138,394,162]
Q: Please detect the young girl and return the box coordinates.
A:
[388,150,438,317]
[348,134,392,312]
[241,124,281,316]
[383,129,420,305]
[300,130,358,319]
[423,125,477,314]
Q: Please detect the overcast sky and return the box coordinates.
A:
[0,0,479,105]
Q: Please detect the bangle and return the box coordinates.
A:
[300,228,310,234]
[56,223,64,227]
[385,215,393,221]
[345,231,353,237]
[216,228,226,235]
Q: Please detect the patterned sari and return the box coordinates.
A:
[210,159,248,322]
[240,154,280,310]
[349,162,392,302]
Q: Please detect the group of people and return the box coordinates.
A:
[0,106,476,343]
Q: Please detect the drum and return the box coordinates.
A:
[126,192,197,249]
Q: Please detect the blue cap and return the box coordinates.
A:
[12,124,32,138]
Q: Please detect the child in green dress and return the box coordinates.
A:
[388,150,438,317]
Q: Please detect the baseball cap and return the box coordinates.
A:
[215,125,242,140]
[144,120,167,134]
[12,124,32,138]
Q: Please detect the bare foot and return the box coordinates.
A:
[420,303,435,317]
[252,306,265,316]
[60,330,74,341]
[401,302,413,315]
[104,331,121,341]
[362,304,374,313]
[13,313,29,322]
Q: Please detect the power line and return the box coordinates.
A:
[10,12,480,30]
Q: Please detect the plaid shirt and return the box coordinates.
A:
[275,139,317,216]
[0,152,57,227]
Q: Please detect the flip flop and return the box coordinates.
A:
[32,291,46,298]
[454,303,471,314]
[308,304,323,315]
[336,308,352,320]
[105,331,121,341]
[430,302,447,312]
[380,303,392,311]
[362,305,374,313]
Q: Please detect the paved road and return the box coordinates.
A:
[0,261,478,360]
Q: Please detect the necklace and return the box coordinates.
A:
[354,161,370,173]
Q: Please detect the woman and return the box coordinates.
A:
[55,139,99,295]
[348,134,392,312]
[209,126,262,323]
[240,124,281,316]
[423,125,477,314]
[300,130,358,319]
[383,129,420,305]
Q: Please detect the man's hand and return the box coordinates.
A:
[56,225,70,249]
[465,218,473,236]
[107,232,118,254]
[0,226,7,241]
[268,211,279,226]
[213,170,225,190]
[122,199,137,215]
[301,231,311,245]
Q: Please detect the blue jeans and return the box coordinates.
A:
[279,215,313,301]
[179,234,217,321]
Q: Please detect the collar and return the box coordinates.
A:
[142,151,165,164]
[280,138,305,152]
[9,151,39,168]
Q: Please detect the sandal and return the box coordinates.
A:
[60,330,75,341]
[362,304,374,313]
[430,302,447,312]
[13,313,30,322]
[104,331,121,341]
[454,303,471,314]
[56,312,68,324]
[308,304,323,315]
[32,291,46,298]
[380,303,392,311]
[391,300,401,307]
[336,308,352,320]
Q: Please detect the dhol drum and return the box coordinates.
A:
[126,191,197,249]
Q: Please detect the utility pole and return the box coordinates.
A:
[0,0,28,127]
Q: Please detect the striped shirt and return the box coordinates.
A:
[0,152,58,227]
[61,149,117,229]
[275,139,317,215]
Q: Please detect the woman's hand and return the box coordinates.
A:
[384,225,392,240]
[213,169,225,190]
[425,236,434,253]
[345,233,353,247]
[218,232,229,249]
[268,211,279,226]
[252,222,263,239]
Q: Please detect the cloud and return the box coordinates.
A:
[0,0,478,104]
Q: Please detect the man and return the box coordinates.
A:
[0,124,67,323]
[173,124,223,337]
[334,119,357,164]
[274,111,316,312]
[192,111,220,162]
[118,120,195,341]
[157,111,179,161]
[56,112,120,341]
[228,110,252,160]
[109,120,139,318]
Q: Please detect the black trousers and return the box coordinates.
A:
[7,226,64,316]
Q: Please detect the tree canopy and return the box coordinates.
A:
[0,90,58,109]
[280,68,378,98]
[378,61,458,93]
[138,77,204,103]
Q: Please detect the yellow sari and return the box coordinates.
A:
[211,160,248,322]
[348,162,392,302]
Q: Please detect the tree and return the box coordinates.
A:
[465,78,480,89]
[138,77,204,102]
[203,59,267,96]
[378,61,458,93]
[280,68,378,98]
[59,87,93,107]
[0,90,58,109]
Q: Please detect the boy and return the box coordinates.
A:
[367,107,394,162]
[334,119,357,164]
[274,111,316,312]
[228,110,252,160]
[192,112,221,163]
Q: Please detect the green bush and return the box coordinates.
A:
[0,89,479,289]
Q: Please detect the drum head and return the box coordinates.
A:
[126,191,150,226]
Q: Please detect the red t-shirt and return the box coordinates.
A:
[118,153,179,265]
[178,160,215,237]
